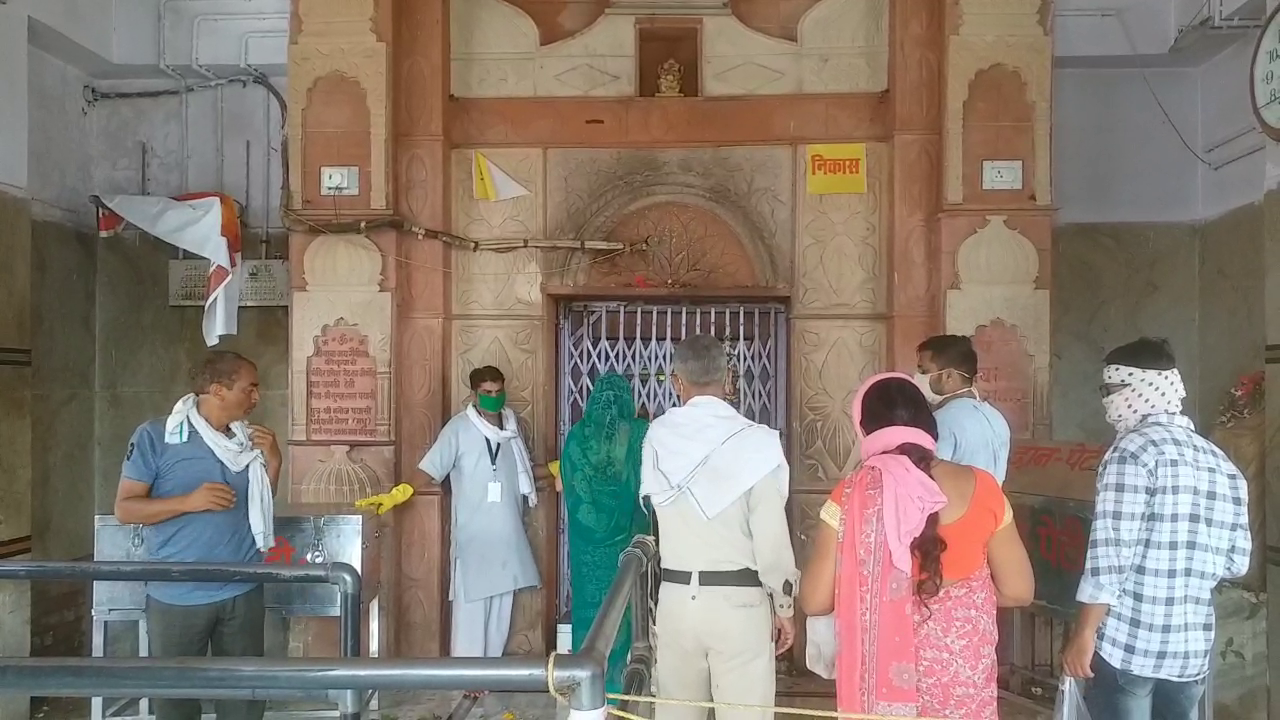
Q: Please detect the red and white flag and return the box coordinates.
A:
[95,193,243,347]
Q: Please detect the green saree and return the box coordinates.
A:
[561,373,650,696]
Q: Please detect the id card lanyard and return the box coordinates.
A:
[485,438,502,503]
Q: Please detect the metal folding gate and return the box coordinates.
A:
[555,302,788,618]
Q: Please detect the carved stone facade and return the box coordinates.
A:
[940,0,1054,439]
[450,0,889,97]
[289,0,390,210]
[286,0,1053,664]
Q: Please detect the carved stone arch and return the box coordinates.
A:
[944,36,1051,205]
[566,183,781,288]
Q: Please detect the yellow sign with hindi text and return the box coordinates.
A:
[805,143,867,195]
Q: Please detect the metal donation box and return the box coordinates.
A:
[91,506,383,720]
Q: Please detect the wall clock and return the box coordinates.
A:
[1251,3,1280,141]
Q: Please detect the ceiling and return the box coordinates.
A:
[1053,0,1265,69]
[22,0,1270,82]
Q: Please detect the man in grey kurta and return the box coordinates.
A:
[417,365,544,659]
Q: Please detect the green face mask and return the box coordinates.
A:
[476,391,506,413]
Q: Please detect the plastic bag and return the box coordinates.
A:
[805,614,836,680]
[1054,676,1092,720]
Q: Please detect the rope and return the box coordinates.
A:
[544,652,954,720]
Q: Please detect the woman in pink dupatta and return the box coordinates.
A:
[799,373,1034,719]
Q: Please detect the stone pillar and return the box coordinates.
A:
[393,0,454,658]
[286,0,396,656]
[938,0,1054,440]
[1264,2,1280,701]
[0,190,32,720]
[888,0,944,372]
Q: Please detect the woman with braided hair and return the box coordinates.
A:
[799,372,1034,719]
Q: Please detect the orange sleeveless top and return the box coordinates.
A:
[820,467,1012,582]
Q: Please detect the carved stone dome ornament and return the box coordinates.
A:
[302,233,383,292]
[955,216,1039,289]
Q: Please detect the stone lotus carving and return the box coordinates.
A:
[295,445,382,504]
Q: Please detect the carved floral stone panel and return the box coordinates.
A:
[451,320,544,445]
[588,202,758,288]
[792,319,885,489]
[450,148,546,316]
[507,489,553,654]
[546,147,793,286]
[794,142,887,314]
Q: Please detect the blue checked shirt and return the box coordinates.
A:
[1076,413,1252,681]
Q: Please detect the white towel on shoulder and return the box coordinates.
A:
[164,393,275,551]
[464,404,538,507]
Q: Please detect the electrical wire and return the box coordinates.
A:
[1112,8,1214,167]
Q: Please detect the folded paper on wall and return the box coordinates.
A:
[473,151,531,202]
[95,192,243,347]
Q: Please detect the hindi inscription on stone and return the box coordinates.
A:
[972,319,1033,438]
[306,320,381,442]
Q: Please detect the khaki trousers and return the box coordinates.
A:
[654,583,776,720]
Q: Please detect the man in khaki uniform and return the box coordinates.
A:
[640,334,798,720]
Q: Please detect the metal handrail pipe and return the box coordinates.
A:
[0,560,359,593]
[581,536,656,664]
[0,561,363,660]
[0,655,604,711]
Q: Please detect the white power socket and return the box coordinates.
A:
[320,166,360,196]
[981,160,1023,191]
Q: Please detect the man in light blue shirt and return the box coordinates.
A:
[915,335,1012,483]
[114,351,282,720]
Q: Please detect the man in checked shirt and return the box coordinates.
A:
[1062,337,1252,720]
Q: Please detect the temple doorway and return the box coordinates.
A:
[553,300,789,636]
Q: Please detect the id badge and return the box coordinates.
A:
[487,480,502,503]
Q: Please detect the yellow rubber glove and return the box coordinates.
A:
[547,460,561,482]
[354,483,414,515]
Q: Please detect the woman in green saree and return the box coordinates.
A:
[561,373,651,696]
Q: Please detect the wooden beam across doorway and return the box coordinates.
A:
[448,94,891,147]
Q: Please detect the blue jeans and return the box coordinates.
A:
[1085,653,1205,720]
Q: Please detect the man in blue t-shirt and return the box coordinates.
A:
[915,334,1012,484]
[114,351,282,720]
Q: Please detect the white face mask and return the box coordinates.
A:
[915,370,977,406]
[914,372,945,405]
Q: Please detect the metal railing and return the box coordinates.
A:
[0,561,364,720]
[0,536,659,720]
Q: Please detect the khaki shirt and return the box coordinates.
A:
[651,465,799,617]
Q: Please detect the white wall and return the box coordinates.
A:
[0,4,30,192]
[27,50,94,226]
[1055,32,1271,223]
[1054,68,1203,223]
[90,76,287,231]
[1198,37,1267,217]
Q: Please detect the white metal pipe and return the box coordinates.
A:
[1204,124,1262,154]
[1210,142,1264,171]
[191,13,289,71]
[240,30,288,69]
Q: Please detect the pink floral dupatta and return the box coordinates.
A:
[835,372,949,716]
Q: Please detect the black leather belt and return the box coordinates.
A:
[661,568,761,587]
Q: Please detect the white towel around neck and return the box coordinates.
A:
[639,396,788,520]
[464,405,538,507]
[164,393,275,551]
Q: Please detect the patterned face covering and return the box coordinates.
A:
[1101,364,1186,434]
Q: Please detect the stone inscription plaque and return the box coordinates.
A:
[972,319,1033,438]
[307,321,380,442]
